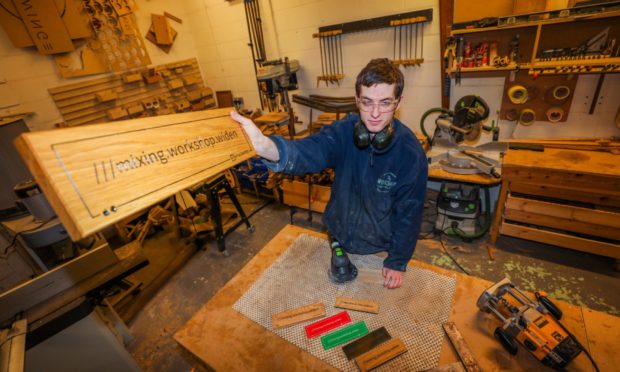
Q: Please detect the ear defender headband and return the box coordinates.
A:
[353,120,394,151]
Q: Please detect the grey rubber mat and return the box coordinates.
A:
[233,234,456,371]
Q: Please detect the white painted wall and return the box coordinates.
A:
[195,0,443,132]
[1,0,617,139]
[450,74,620,143]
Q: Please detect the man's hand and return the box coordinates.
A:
[230,110,280,161]
[382,267,404,289]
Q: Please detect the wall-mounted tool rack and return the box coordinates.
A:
[49,58,215,127]
[313,8,433,86]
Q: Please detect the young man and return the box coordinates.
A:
[230,58,427,289]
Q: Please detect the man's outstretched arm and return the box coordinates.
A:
[230,110,280,162]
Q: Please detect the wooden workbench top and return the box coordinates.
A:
[174,225,619,371]
[503,148,620,178]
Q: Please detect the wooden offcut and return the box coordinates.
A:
[271,303,326,329]
[442,322,481,372]
[354,338,407,371]
[151,14,174,45]
[335,296,379,314]
[15,108,255,240]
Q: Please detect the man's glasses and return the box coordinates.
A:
[357,98,400,113]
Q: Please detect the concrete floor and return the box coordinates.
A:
[126,193,620,371]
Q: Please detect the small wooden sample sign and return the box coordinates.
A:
[15,108,255,240]
[271,303,326,329]
[335,296,380,314]
[354,338,407,371]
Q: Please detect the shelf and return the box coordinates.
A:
[533,57,620,68]
[452,9,620,35]
[448,63,530,73]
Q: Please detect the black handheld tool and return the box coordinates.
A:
[328,242,358,284]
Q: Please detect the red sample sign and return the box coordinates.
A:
[304,311,351,338]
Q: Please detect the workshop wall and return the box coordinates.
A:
[451,74,620,142]
[0,0,225,131]
[2,0,618,139]
[189,0,443,131]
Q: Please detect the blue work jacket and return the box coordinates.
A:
[264,113,428,271]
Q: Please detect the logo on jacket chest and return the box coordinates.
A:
[376,172,397,193]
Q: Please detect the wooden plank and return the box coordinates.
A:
[490,180,509,244]
[503,168,620,195]
[151,14,173,45]
[505,209,620,241]
[506,195,620,228]
[281,180,331,213]
[581,308,620,372]
[509,181,620,208]
[354,338,407,372]
[502,148,620,180]
[271,303,326,329]
[428,167,501,185]
[342,326,392,360]
[335,296,379,314]
[0,243,118,322]
[505,196,620,240]
[164,11,183,24]
[15,108,255,240]
[499,223,620,259]
[442,322,481,372]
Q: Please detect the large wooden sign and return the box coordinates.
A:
[15,108,255,240]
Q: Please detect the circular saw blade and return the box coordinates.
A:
[463,124,482,144]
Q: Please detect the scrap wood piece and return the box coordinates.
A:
[145,23,178,54]
[151,14,173,45]
[422,362,467,372]
[164,11,183,24]
[442,322,481,372]
[271,303,325,329]
[354,338,408,372]
[176,190,198,214]
[335,296,379,314]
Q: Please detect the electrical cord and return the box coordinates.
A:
[553,313,600,372]
[430,204,470,275]
[439,234,470,275]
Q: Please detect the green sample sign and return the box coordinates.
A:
[321,321,369,350]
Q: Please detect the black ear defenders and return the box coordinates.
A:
[353,120,394,151]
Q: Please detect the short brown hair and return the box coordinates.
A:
[355,58,404,99]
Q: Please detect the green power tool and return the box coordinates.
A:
[328,242,358,283]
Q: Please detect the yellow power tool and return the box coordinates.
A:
[477,278,598,370]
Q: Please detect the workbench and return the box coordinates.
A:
[174,224,619,371]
